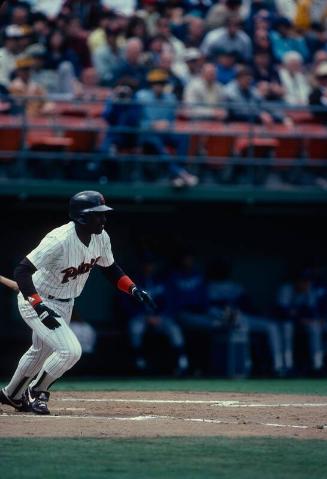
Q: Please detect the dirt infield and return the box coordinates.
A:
[1,391,327,439]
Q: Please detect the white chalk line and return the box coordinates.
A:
[60,398,327,408]
[0,412,312,429]
[55,407,86,412]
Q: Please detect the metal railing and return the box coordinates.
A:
[0,95,327,186]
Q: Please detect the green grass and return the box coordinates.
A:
[1,380,327,478]
[1,437,327,479]
[2,377,325,395]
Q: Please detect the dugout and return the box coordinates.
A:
[0,191,327,377]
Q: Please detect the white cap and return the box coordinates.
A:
[5,25,24,39]
[184,48,202,62]
[315,62,327,77]
[282,51,303,65]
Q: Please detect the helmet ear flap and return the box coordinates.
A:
[77,212,88,225]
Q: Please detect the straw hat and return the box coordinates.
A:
[15,56,36,69]
[146,69,169,83]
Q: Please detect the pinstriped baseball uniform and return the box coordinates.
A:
[5,221,114,397]
[27,221,114,298]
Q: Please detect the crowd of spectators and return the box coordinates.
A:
[116,252,327,377]
[1,1,327,185]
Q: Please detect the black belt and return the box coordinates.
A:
[48,295,72,302]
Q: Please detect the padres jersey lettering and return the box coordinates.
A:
[27,222,114,298]
[61,257,101,283]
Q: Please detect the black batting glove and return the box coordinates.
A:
[131,286,157,313]
[34,303,61,330]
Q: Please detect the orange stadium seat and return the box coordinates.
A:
[0,127,23,160]
[287,110,315,124]
[274,136,304,161]
[305,137,327,161]
[64,129,98,152]
[28,136,73,151]
[57,117,101,152]
[202,135,235,163]
[235,137,279,157]
[180,121,236,165]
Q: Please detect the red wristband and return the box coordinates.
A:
[117,275,135,294]
[27,294,42,307]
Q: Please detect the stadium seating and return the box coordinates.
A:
[1,112,327,178]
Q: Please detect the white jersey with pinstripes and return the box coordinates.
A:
[26,221,114,299]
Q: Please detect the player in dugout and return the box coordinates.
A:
[0,191,156,415]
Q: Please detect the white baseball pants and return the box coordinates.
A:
[5,293,81,398]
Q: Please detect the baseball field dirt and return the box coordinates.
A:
[1,390,327,439]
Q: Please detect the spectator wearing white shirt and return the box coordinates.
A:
[0,25,24,87]
[279,51,310,105]
[274,0,297,22]
[92,26,124,86]
[309,62,327,124]
[28,0,65,19]
[173,47,203,84]
[155,16,186,62]
[183,62,226,120]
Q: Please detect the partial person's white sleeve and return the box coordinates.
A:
[274,0,296,20]
[200,30,221,57]
[200,31,211,56]
[183,79,200,105]
[97,230,115,267]
[27,235,63,269]
[32,0,65,18]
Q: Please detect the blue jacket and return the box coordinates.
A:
[135,88,177,128]
[270,31,309,63]
[167,268,209,315]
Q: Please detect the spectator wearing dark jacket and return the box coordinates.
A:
[45,29,81,76]
[224,66,285,124]
[309,62,327,124]
[0,83,20,114]
[252,49,284,102]
[112,37,148,91]
[101,83,141,153]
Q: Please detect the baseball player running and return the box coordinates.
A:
[0,191,155,415]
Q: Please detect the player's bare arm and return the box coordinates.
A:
[0,275,19,292]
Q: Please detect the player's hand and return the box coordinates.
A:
[34,303,61,330]
[131,287,157,313]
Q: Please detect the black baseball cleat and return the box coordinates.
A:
[0,388,23,411]
[24,387,51,415]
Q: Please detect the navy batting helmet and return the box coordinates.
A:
[69,191,113,224]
